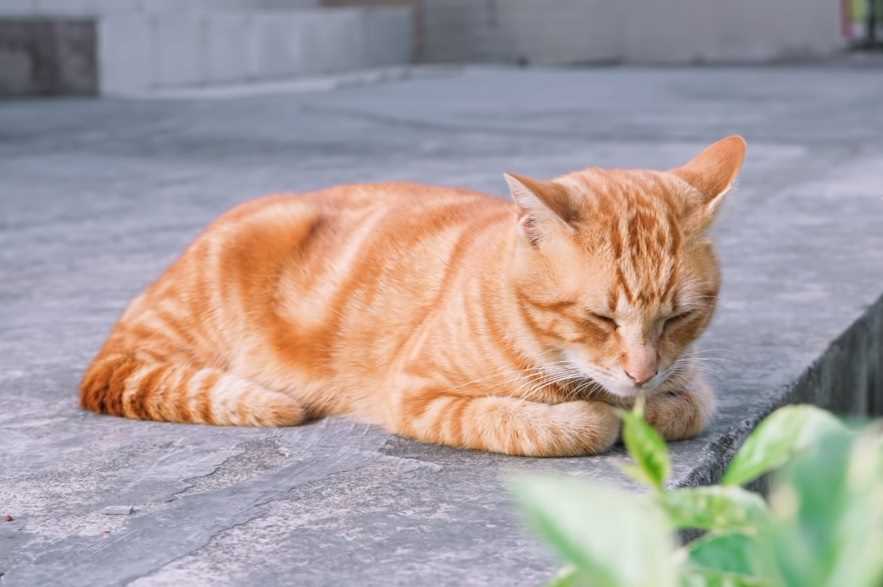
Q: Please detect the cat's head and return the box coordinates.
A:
[505,135,746,398]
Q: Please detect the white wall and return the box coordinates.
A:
[99,7,412,94]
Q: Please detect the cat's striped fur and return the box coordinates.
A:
[81,136,746,456]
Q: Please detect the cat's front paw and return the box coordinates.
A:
[548,400,621,456]
[644,376,715,441]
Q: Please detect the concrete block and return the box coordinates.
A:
[150,12,205,88]
[360,6,413,66]
[135,0,321,12]
[623,0,844,63]
[501,0,621,64]
[0,17,97,96]
[420,0,500,62]
[0,40,33,94]
[203,13,255,84]
[715,0,842,61]
[0,0,38,16]
[623,0,718,63]
[31,0,142,16]
[251,13,306,79]
[256,0,320,8]
[69,4,411,93]
[419,0,845,64]
[300,9,363,75]
[98,15,152,94]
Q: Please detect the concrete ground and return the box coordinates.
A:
[1,64,883,586]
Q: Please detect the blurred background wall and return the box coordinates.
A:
[0,0,873,97]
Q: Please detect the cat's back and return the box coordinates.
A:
[130,181,509,336]
[222,181,498,220]
[198,181,503,250]
[130,181,510,377]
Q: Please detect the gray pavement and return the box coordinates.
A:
[1,65,883,586]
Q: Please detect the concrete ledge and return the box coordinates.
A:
[681,293,883,488]
[0,65,881,585]
[131,65,458,100]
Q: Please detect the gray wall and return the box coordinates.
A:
[418,0,845,64]
[0,0,321,15]
[624,0,843,63]
[1,0,847,97]
[419,0,620,64]
[0,2,412,95]
[0,18,97,95]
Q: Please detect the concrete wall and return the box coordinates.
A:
[0,0,321,15]
[419,0,621,63]
[99,7,412,94]
[0,2,412,95]
[624,0,844,63]
[0,0,845,97]
[419,0,845,64]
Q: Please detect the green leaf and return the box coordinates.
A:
[620,407,670,490]
[685,532,763,577]
[825,432,883,587]
[548,565,590,587]
[661,486,769,532]
[767,429,883,587]
[511,474,678,587]
[722,405,846,487]
[761,427,854,586]
[679,567,769,587]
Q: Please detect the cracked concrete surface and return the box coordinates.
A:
[1,65,883,586]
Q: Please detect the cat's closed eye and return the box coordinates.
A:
[662,310,695,331]
[587,312,617,330]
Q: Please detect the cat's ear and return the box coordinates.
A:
[504,172,576,245]
[672,135,747,234]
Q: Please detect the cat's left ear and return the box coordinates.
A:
[672,135,747,234]
[504,172,577,246]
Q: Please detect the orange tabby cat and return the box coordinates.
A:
[80,136,746,456]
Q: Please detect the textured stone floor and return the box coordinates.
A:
[1,65,883,586]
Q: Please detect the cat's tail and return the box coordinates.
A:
[79,353,306,427]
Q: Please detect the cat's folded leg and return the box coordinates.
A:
[390,387,621,456]
[643,372,716,441]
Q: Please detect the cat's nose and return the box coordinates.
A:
[625,366,657,386]
[623,344,658,386]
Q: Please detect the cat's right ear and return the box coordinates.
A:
[504,172,575,246]
[672,135,747,235]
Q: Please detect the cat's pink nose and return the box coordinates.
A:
[625,367,657,386]
[623,345,658,386]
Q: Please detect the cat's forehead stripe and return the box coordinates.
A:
[584,173,682,310]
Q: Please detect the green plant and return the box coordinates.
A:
[511,402,883,587]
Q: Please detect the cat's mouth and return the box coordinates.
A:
[560,350,656,399]
[559,357,615,397]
